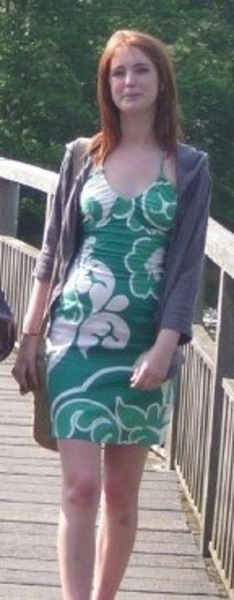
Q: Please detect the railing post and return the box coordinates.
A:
[167,376,182,470]
[168,262,206,470]
[201,270,234,555]
[194,257,207,324]
[0,178,20,236]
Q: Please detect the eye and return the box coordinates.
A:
[111,69,125,78]
[135,66,150,74]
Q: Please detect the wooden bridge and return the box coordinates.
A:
[0,157,233,599]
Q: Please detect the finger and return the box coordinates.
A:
[130,364,147,388]
[23,366,39,392]
[12,366,26,386]
[12,365,38,394]
[131,366,162,390]
[132,351,147,370]
[130,364,141,384]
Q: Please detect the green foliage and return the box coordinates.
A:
[0,3,95,167]
[17,193,46,247]
[0,0,234,228]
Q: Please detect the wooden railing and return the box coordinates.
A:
[0,157,57,237]
[170,325,215,517]
[0,157,233,600]
[170,220,234,600]
[0,235,38,341]
[210,378,234,596]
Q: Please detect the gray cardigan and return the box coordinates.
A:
[35,140,212,349]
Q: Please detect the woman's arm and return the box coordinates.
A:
[131,155,212,391]
[34,146,74,280]
[22,278,51,335]
[12,146,74,393]
[12,278,50,394]
[158,155,212,345]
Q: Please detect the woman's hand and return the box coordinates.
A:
[12,334,40,395]
[130,329,180,390]
[12,278,50,395]
[130,346,169,390]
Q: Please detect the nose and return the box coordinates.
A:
[124,69,135,86]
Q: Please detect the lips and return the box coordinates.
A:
[123,94,141,99]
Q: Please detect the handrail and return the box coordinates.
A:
[0,157,58,193]
[0,157,58,237]
[205,218,234,278]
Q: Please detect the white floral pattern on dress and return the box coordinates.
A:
[48,235,130,367]
[51,367,175,445]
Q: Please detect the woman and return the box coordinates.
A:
[13,30,211,600]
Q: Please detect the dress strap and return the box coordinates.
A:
[159,151,165,177]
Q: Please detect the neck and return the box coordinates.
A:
[119,112,158,149]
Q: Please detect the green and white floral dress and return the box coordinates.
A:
[46,164,178,445]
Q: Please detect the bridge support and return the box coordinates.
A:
[0,179,20,236]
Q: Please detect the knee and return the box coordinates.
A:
[103,479,134,512]
[63,473,100,511]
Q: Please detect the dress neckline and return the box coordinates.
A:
[99,166,177,201]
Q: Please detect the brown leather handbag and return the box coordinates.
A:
[0,290,15,362]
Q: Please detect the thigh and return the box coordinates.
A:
[103,444,148,499]
[58,439,102,486]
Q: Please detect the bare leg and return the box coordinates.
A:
[92,444,148,600]
[58,440,102,600]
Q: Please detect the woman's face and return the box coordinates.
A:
[109,45,159,116]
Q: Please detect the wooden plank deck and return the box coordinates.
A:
[0,354,227,600]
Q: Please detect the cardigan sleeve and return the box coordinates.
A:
[33,147,73,281]
[158,158,212,345]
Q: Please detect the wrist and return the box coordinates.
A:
[19,333,40,349]
[154,329,179,352]
[21,332,40,342]
[22,331,39,336]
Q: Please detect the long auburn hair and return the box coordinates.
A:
[89,30,182,163]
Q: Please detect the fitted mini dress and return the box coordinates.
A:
[46,163,178,446]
